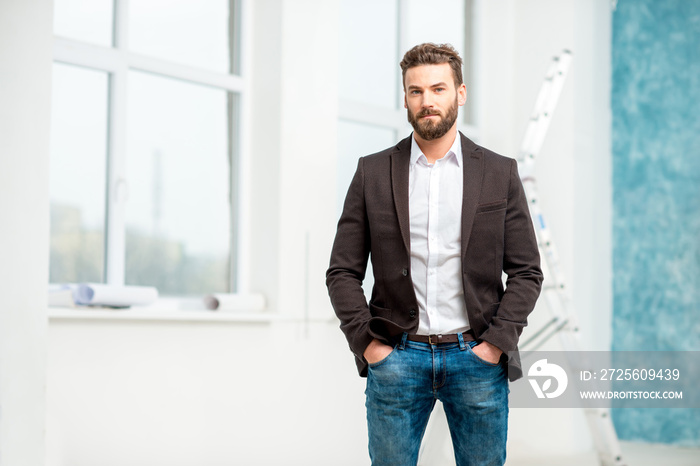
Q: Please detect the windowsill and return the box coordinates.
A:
[47,295,275,323]
[48,307,277,323]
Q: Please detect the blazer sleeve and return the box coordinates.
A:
[326,157,375,362]
[479,158,544,355]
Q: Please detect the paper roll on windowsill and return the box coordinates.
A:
[73,283,159,308]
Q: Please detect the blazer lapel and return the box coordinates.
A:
[460,133,483,259]
[391,136,412,254]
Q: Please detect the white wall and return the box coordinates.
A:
[47,320,368,465]
[45,0,612,464]
[0,1,53,465]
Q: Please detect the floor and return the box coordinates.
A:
[506,440,700,466]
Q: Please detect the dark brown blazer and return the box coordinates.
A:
[326,133,543,381]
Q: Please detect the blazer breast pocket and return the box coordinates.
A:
[476,199,507,214]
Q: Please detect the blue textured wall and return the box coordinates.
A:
[612,0,700,446]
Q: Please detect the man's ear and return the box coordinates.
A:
[458,83,467,106]
[403,94,407,109]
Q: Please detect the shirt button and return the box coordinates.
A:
[409,309,416,318]
[402,268,408,276]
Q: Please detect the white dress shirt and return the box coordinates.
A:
[409,132,470,335]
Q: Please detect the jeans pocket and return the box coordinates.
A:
[368,345,398,369]
[466,344,501,367]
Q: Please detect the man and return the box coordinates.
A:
[326,43,543,466]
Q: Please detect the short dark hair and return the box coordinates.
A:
[399,43,463,88]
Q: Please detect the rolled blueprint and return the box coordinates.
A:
[202,293,265,312]
[73,283,159,308]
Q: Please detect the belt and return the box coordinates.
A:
[407,331,476,345]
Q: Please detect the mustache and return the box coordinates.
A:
[417,109,441,118]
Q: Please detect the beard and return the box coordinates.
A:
[407,97,459,141]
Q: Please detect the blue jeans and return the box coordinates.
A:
[365,333,509,466]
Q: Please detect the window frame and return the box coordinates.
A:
[51,0,252,295]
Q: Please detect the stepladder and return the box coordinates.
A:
[516,50,626,466]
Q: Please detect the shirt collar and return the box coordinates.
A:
[410,131,463,167]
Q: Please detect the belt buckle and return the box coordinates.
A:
[428,334,443,345]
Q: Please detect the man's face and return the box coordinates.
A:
[404,63,467,141]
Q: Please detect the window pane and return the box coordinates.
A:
[404,0,465,56]
[49,63,109,283]
[126,71,232,295]
[129,0,234,74]
[339,0,399,109]
[53,0,114,47]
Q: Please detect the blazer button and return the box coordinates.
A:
[402,268,408,276]
[409,309,416,318]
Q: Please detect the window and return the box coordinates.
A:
[50,0,245,296]
[337,0,475,297]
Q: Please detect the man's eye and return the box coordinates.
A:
[435,88,445,92]
[411,90,421,95]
